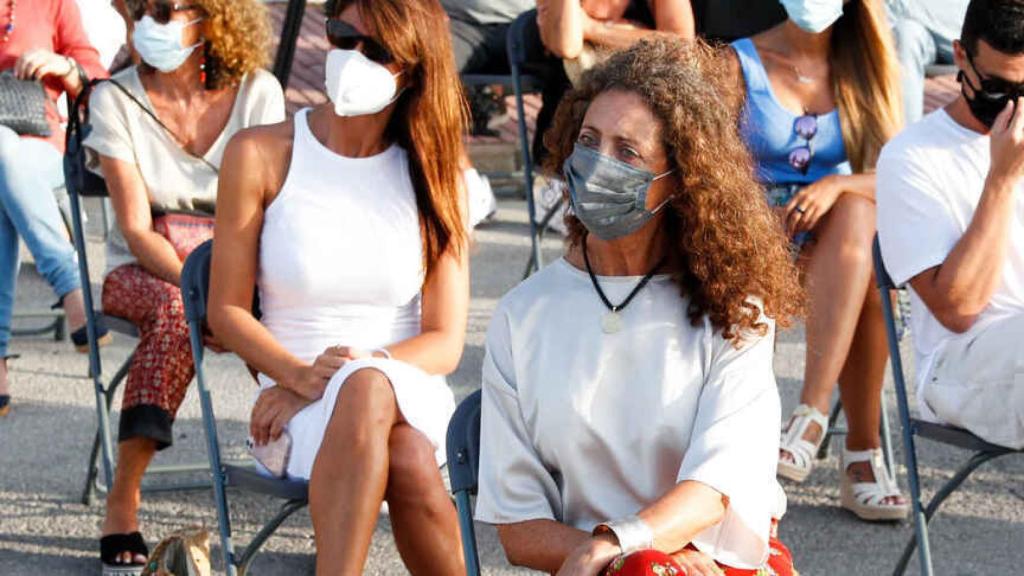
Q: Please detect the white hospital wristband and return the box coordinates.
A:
[593,515,654,555]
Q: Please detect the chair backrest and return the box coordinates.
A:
[507,9,539,72]
[181,239,215,332]
[446,389,483,495]
[64,83,111,200]
[873,237,897,291]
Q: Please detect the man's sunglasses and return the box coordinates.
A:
[964,50,1024,100]
[325,19,394,65]
[130,1,202,24]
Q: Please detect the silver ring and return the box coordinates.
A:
[795,205,806,214]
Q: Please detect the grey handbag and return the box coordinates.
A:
[0,71,51,137]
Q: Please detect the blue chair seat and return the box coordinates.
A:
[100,313,139,338]
[225,464,309,502]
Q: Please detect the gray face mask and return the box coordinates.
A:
[563,144,675,240]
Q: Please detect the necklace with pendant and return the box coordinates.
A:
[582,237,666,335]
[1,0,16,44]
[792,64,816,85]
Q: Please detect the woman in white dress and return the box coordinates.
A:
[207,1,468,574]
[477,39,803,576]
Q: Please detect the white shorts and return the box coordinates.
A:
[923,313,1024,450]
[257,357,456,480]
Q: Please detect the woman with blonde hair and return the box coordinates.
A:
[208,0,469,573]
[725,0,908,521]
[84,0,284,571]
[478,38,800,576]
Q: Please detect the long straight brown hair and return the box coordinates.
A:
[831,0,903,172]
[334,0,469,275]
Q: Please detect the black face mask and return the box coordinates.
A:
[959,53,1024,129]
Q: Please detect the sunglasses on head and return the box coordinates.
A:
[132,1,201,24]
[325,19,394,65]
[964,50,1024,100]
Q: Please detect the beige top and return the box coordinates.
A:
[475,259,785,570]
[84,66,286,272]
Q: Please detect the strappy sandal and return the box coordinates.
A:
[840,447,910,522]
[100,531,149,575]
[778,403,829,483]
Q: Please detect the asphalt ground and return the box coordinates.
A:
[1,196,1022,575]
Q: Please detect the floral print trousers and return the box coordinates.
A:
[102,263,194,450]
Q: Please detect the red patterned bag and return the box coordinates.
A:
[152,211,215,262]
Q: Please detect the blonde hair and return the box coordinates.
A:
[832,0,903,172]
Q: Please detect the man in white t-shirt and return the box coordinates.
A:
[877,0,1024,450]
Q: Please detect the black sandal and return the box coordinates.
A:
[100,531,149,575]
[70,318,112,353]
[0,395,9,417]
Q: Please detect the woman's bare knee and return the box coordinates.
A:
[329,368,399,443]
[386,425,441,503]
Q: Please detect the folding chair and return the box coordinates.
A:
[64,86,221,506]
[181,240,309,576]
[872,237,1022,576]
[507,9,561,278]
[446,389,483,576]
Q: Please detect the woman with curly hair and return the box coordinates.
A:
[476,38,800,576]
[83,0,284,571]
[724,0,909,521]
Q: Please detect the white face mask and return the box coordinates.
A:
[780,0,844,33]
[324,49,403,117]
[132,15,203,73]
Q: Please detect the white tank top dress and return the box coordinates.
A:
[256,108,456,479]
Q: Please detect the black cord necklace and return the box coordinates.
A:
[582,236,666,334]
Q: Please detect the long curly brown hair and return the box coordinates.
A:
[544,38,803,342]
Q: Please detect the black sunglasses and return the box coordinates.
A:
[132,1,201,24]
[325,19,394,65]
[964,50,1024,100]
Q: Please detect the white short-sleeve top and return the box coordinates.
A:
[475,258,784,569]
[84,65,286,271]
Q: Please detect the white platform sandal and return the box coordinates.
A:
[778,404,829,483]
[840,446,910,521]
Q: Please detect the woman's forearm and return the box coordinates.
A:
[636,480,727,554]
[207,304,310,389]
[497,519,591,573]
[384,329,464,376]
[835,173,876,202]
[122,229,186,285]
[538,0,587,58]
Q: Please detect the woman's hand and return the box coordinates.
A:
[250,386,310,446]
[671,548,724,576]
[14,49,76,84]
[556,534,622,576]
[285,345,371,400]
[784,175,843,236]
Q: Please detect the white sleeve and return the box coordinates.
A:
[83,81,136,168]
[876,141,961,286]
[245,70,287,127]
[474,307,562,525]
[676,321,781,570]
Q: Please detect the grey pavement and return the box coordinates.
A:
[1,196,1021,575]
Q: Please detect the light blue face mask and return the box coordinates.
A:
[563,144,675,241]
[132,15,204,73]
[780,0,844,33]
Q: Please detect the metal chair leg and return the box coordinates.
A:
[455,490,481,576]
[893,451,999,576]
[234,499,308,575]
[521,198,564,279]
[512,64,542,277]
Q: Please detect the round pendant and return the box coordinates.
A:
[601,311,622,334]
